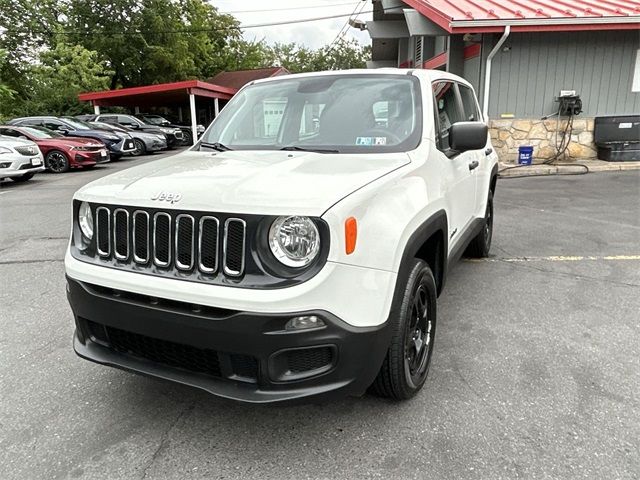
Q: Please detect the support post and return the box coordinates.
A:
[93,103,100,115]
[189,93,197,145]
[134,106,140,114]
[214,97,220,117]
[178,107,183,122]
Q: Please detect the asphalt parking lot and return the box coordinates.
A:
[1,157,639,480]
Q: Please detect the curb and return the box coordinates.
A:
[498,160,640,177]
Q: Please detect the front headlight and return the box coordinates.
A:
[269,216,320,268]
[78,201,94,240]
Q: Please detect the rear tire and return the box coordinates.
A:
[10,173,34,182]
[45,150,70,173]
[466,191,493,258]
[371,259,437,400]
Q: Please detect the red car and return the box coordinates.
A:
[0,125,110,173]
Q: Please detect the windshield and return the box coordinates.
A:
[202,74,422,153]
[21,126,62,139]
[61,117,91,130]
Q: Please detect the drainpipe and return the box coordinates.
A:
[482,25,510,121]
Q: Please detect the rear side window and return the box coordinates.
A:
[43,120,64,130]
[458,85,481,122]
[0,128,19,137]
[432,81,463,151]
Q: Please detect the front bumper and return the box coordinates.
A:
[0,154,45,177]
[68,277,392,403]
[72,150,110,166]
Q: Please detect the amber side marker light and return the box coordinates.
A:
[345,217,357,255]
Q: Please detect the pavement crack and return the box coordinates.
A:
[496,259,640,288]
[140,402,195,480]
[0,259,64,265]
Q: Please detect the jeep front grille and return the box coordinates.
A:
[93,206,246,277]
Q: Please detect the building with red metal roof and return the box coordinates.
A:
[368,0,639,162]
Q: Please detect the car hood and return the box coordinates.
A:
[75,149,411,216]
[44,137,104,148]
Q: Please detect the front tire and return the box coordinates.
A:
[466,191,493,258]
[371,259,437,400]
[131,139,146,157]
[45,150,70,173]
[10,173,34,182]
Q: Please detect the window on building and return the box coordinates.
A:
[432,81,464,151]
[458,84,481,122]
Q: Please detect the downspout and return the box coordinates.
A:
[482,25,510,121]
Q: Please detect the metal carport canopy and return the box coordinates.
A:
[78,80,238,144]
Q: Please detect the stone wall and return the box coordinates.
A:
[489,117,597,163]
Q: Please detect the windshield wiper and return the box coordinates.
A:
[200,141,233,152]
[280,146,339,154]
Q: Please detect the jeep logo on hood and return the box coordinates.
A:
[151,191,182,204]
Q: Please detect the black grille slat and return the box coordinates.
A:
[88,205,248,280]
[199,217,219,273]
[224,219,246,276]
[133,211,149,263]
[113,209,129,260]
[96,207,110,256]
[175,215,194,270]
[153,213,171,267]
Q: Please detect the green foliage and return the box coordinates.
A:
[0,0,371,119]
[17,43,113,116]
[265,38,371,74]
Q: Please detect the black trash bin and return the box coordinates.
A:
[594,116,640,162]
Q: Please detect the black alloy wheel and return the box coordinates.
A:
[371,259,437,400]
[131,139,146,157]
[45,150,70,173]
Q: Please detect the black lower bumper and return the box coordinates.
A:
[67,277,391,404]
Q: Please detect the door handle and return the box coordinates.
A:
[468,160,479,171]
[485,148,493,156]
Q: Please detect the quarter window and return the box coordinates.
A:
[432,81,463,151]
[458,84,481,122]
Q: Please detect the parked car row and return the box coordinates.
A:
[0,113,186,182]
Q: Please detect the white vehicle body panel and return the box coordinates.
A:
[66,69,498,328]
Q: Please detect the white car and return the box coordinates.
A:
[65,69,499,403]
[0,135,45,182]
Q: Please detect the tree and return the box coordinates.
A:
[17,43,113,116]
[262,38,371,74]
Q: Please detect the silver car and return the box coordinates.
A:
[0,135,45,182]
[89,121,167,156]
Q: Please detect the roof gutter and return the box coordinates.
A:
[452,16,640,28]
[482,25,510,121]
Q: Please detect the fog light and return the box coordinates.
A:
[285,315,325,331]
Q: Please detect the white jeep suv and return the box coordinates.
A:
[65,70,498,403]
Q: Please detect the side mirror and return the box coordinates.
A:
[58,128,70,135]
[448,122,488,153]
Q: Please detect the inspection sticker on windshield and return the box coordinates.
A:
[356,136,387,146]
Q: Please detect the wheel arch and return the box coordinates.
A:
[489,163,498,195]
[392,210,448,315]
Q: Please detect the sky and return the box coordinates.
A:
[209,0,373,49]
